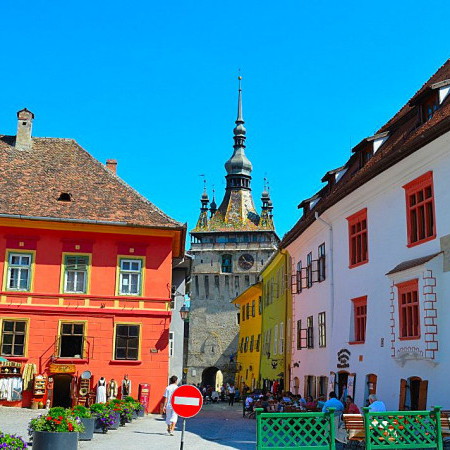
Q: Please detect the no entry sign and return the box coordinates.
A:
[170,385,203,418]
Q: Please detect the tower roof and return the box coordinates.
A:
[192,77,276,234]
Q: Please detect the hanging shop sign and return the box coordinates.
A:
[49,363,76,374]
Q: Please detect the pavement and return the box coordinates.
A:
[0,402,256,449]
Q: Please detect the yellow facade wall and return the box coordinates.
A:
[233,282,262,391]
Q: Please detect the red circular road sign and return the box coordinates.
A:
[170,385,203,418]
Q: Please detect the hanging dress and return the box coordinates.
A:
[96,378,107,403]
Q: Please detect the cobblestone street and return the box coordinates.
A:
[0,403,256,449]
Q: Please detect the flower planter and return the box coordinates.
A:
[32,431,78,450]
[110,412,120,430]
[93,416,107,434]
[78,418,95,441]
[137,409,145,417]
[132,410,138,420]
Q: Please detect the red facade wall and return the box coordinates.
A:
[0,223,174,413]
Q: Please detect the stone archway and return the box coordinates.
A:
[202,366,219,388]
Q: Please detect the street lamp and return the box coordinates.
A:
[179,304,190,322]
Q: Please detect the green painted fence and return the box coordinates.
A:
[255,407,336,449]
[362,406,443,450]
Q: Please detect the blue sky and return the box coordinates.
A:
[1,0,449,239]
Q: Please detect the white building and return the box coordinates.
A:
[282,59,450,411]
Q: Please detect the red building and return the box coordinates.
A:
[0,109,185,412]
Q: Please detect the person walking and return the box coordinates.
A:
[228,383,236,406]
[163,375,179,436]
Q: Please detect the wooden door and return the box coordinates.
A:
[399,379,407,410]
[418,380,428,410]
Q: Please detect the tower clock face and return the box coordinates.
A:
[238,253,254,270]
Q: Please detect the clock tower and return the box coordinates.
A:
[187,78,278,387]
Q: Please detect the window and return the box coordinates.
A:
[397,280,420,339]
[307,316,314,349]
[296,261,303,293]
[306,253,313,288]
[214,275,220,291]
[273,324,278,355]
[235,276,240,291]
[256,334,261,352]
[236,312,240,325]
[347,208,368,268]
[169,331,174,357]
[422,93,439,122]
[244,336,249,353]
[279,322,284,354]
[64,255,89,293]
[119,259,143,295]
[251,300,255,317]
[245,275,250,287]
[221,254,232,273]
[296,320,302,350]
[1,320,26,356]
[7,253,32,291]
[59,322,84,358]
[246,303,250,319]
[403,172,436,247]
[352,296,367,343]
[241,305,246,321]
[115,324,140,360]
[258,296,262,315]
[318,312,326,347]
[250,335,254,352]
[318,243,326,282]
[239,338,244,353]
[204,276,209,298]
[195,275,199,295]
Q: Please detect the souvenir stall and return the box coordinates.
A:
[0,357,23,407]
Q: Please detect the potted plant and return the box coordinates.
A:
[0,431,28,449]
[109,399,133,426]
[71,406,94,441]
[28,407,83,450]
[90,403,117,433]
[125,396,145,418]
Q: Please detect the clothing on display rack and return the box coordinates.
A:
[22,363,37,391]
[96,377,107,403]
[0,377,22,401]
[107,379,118,400]
[122,375,131,398]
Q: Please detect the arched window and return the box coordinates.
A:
[221,254,232,273]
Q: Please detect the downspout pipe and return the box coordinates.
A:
[314,212,334,334]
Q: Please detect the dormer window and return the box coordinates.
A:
[57,192,72,202]
[298,194,320,216]
[422,92,439,123]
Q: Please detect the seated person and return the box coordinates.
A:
[344,395,360,414]
[322,391,344,413]
[368,394,386,412]
[305,395,317,410]
[245,395,254,410]
[211,390,220,402]
[316,395,326,410]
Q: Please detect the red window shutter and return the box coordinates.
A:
[352,296,367,343]
[396,279,420,339]
[403,171,436,247]
[399,379,407,410]
[346,209,368,268]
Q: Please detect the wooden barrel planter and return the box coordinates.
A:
[32,431,78,450]
[78,418,95,441]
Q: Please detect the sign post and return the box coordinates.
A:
[170,385,203,450]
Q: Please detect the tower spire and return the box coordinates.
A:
[224,75,253,191]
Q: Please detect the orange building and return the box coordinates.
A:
[0,109,185,413]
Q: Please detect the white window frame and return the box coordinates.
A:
[119,259,143,295]
[7,253,32,291]
[64,255,88,294]
[279,322,284,354]
[273,324,278,355]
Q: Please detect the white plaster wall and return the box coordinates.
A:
[288,130,450,409]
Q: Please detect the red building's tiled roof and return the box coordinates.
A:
[281,59,450,248]
[0,136,184,230]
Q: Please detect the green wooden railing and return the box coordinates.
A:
[255,407,336,449]
[362,406,443,450]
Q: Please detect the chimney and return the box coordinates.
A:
[106,159,117,174]
[16,108,34,151]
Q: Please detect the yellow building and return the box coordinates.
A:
[233,282,262,391]
[259,249,292,392]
